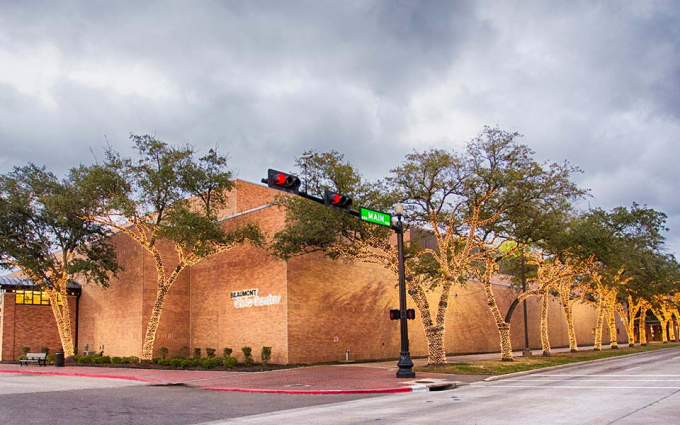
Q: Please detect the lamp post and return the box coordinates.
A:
[394,203,415,378]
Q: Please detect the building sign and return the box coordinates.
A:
[230,288,281,309]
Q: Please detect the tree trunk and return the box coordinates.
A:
[45,286,75,358]
[141,286,169,361]
[540,293,551,356]
[482,281,513,361]
[639,307,648,346]
[668,319,676,342]
[407,280,447,365]
[593,299,605,351]
[607,307,618,349]
[561,295,578,352]
[425,325,447,365]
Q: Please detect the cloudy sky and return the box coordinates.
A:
[1,0,678,254]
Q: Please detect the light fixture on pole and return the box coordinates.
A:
[394,203,415,378]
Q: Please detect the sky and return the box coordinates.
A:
[1,0,679,255]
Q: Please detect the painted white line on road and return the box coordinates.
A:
[624,366,641,371]
[530,374,680,377]
[491,385,680,389]
[671,356,680,361]
[505,379,680,382]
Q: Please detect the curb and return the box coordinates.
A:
[483,346,680,382]
[201,386,415,395]
[0,369,163,384]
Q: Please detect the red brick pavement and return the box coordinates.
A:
[0,363,468,394]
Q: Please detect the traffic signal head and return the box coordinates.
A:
[406,308,416,320]
[389,309,401,321]
[264,169,301,194]
[324,190,352,209]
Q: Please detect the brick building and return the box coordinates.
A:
[1,180,628,363]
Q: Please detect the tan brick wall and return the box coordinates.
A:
[72,181,630,365]
[189,206,289,364]
[286,254,629,364]
[0,292,77,360]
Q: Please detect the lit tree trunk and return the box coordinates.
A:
[481,277,513,361]
[593,299,605,351]
[668,318,676,342]
[45,283,75,358]
[639,305,648,346]
[558,288,579,352]
[651,308,669,343]
[407,278,447,365]
[606,306,618,349]
[540,292,551,356]
[141,285,170,360]
[619,296,639,347]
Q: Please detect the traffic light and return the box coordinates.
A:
[406,308,416,320]
[389,309,401,320]
[324,190,352,209]
[263,169,301,194]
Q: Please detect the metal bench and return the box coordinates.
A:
[19,352,47,367]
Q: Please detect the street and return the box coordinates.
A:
[0,347,678,424]
[228,347,680,424]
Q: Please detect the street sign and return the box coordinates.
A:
[360,208,392,227]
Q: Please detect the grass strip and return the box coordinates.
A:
[414,343,680,375]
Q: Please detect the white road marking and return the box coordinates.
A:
[505,379,680,382]
[624,366,641,371]
[492,385,680,389]
[530,374,680,377]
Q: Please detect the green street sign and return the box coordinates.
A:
[360,208,392,227]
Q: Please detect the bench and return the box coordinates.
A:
[19,352,47,367]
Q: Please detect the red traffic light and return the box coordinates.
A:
[406,308,416,320]
[324,190,352,209]
[389,309,401,320]
[264,169,301,194]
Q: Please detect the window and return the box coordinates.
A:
[14,290,62,306]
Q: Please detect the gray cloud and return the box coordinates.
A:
[1,0,678,254]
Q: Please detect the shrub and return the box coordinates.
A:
[111,357,123,364]
[223,357,237,369]
[201,358,219,369]
[124,356,140,364]
[46,354,55,364]
[261,347,272,366]
[100,356,111,364]
[91,355,104,364]
[193,348,201,359]
[180,346,190,359]
[78,355,93,364]
[170,358,183,368]
[40,347,49,355]
[21,347,30,356]
[180,359,194,368]
[223,347,233,358]
[73,355,81,362]
[241,346,253,366]
[155,358,171,366]
[159,347,169,360]
[206,348,216,359]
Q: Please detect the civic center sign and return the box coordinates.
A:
[230,288,281,309]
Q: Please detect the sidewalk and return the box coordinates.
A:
[0,359,478,394]
[0,346,592,394]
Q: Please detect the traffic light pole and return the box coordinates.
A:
[263,169,414,378]
[395,214,416,378]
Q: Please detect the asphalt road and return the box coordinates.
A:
[226,347,680,425]
[0,374,381,425]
